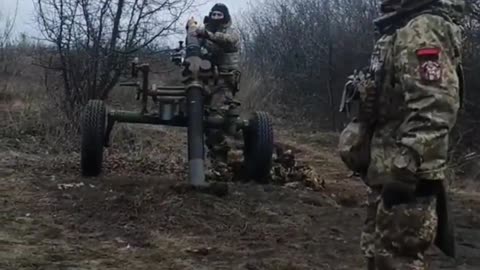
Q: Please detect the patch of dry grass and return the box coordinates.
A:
[0,52,79,153]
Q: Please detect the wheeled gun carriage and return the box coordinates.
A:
[80,20,274,187]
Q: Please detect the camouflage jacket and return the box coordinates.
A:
[203,21,241,71]
[375,0,465,33]
[363,0,465,185]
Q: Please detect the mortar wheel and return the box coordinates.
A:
[243,111,274,182]
[81,99,107,177]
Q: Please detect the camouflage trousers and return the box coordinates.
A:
[361,186,438,270]
[205,87,236,163]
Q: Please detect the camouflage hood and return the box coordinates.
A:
[375,0,465,32]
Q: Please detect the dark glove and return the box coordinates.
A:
[381,181,417,209]
[381,146,422,208]
[195,28,210,39]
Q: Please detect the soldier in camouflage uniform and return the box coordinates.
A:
[194,3,241,165]
[338,0,465,269]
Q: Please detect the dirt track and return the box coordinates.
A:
[1,127,480,270]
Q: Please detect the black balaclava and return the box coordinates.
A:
[380,0,402,13]
[207,3,231,26]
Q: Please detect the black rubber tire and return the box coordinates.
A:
[81,99,107,177]
[243,111,274,182]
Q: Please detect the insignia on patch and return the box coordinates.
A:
[420,60,442,82]
[416,48,442,82]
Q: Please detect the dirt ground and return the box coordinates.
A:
[1,114,480,269]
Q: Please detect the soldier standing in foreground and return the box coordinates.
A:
[193,3,242,167]
[338,0,465,269]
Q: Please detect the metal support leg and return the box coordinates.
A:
[104,116,115,147]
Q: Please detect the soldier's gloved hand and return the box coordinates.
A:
[381,146,421,209]
[381,181,417,209]
[195,27,210,39]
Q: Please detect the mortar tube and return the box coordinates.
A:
[186,85,207,187]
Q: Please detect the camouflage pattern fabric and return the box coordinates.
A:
[202,14,241,165]
[367,9,463,186]
[360,186,438,269]
[205,87,236,164]
[375,0,465,39]
[339,1,464,269]
[338,118,372,175]
[204,20,240,53]
[378,0,465,24]
[207,144,324,191]
[360,186,381,260]
[270,148,325,190]
[375,196,438,270]
[203,20,241,71]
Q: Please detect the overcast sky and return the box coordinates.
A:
[0,0,251,42]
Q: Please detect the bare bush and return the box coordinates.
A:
[34,0,194,120]
[239,0,480,179]
[0,0,17,51]
[0,0,20,101]
[240,0,379,130]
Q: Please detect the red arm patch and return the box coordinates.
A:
[416,48,441,58]
[416,48,442,82]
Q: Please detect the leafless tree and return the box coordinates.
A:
[241,0,378,130]
[0,0,18,50]
[0,0,20,80]
[34,0,194,119]
[242,0,480,177]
